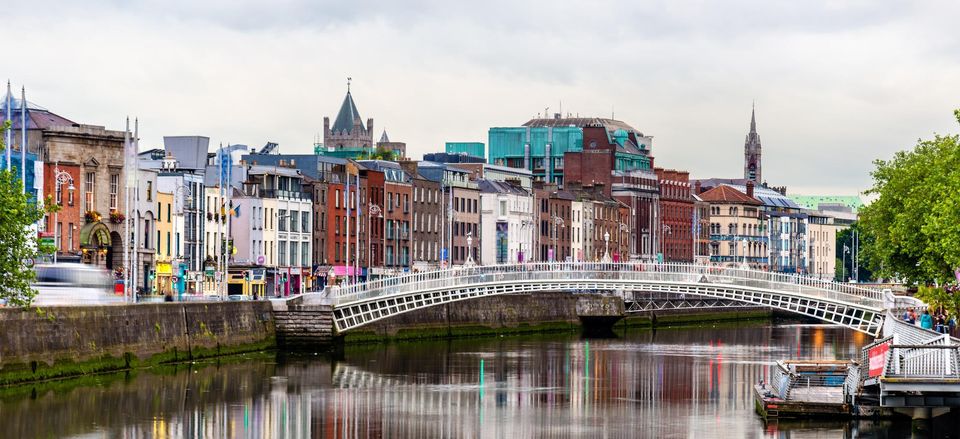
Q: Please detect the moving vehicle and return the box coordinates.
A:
[32,263,123,306]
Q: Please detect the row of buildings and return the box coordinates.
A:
[0,85,858,297]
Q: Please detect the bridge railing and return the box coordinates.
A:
[884,345,960,379]
[328,262,885,308]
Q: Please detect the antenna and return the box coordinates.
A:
[544,107,549,119]
[347,77,352,93]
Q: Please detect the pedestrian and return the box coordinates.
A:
[909,309,918,325]
[163,288,174,302]
[919,310,934,330]
[902,309,911,322]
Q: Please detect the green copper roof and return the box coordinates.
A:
[790,195,864,212]
[332,91,364,133]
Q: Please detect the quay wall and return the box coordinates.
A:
[0,302,275,385]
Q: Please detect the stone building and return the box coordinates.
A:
[323,84,374,153]
[744,106,762,184]
[478,179,534,264]
[698,183,767,269]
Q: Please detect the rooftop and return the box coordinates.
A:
[698,185,762,205]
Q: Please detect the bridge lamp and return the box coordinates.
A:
[603,231,611,263]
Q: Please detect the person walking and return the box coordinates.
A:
[919,310,934,330]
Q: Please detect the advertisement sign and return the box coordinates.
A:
[868,341,891,377]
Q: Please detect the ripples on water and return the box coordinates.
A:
[0,323,956,438]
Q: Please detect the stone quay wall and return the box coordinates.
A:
[0,301,275,385]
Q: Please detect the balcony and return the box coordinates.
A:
[261,189,313,201]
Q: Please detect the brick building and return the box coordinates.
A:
[655,168,694,262]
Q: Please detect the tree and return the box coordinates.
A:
[858,110,960,285]
[834,223,874,282]
[0,122,46,306]
[357,146,397,161]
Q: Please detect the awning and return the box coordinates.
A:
[79,221,111,248]
[330,265,358,276]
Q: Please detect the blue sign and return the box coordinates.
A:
[441,248,448,261]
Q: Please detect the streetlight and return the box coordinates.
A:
[465,231,475,266]
[660,223,672,262]
[551,215,564,262]
[52,163,75,264]
[618,222,628,262]
[603,231,611,262]
[368,203,382,276]
[842,245,850,282]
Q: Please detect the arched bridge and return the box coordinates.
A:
[326,262,905,334]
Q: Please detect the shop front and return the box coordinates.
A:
[155,260,173,296]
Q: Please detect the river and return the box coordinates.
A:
[1,322,957,438]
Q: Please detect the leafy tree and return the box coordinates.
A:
[0,122,46,306]
[834,223,874,282]
[859,110,960,285]
[915,285,960,317]
[357,146,397,161]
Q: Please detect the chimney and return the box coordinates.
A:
[746,180,755,198]
[694,181,702,194]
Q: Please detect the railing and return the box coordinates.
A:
[326,262,886,307]
[885,345,960,379]
[773,360,850,400]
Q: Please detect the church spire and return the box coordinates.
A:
[750,101,756,133]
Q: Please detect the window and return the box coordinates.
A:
[302,241,309,267]
[147,181,153,201]
[335,190,340,208]
[279,209,287,232]
[109,174,119,209]
[290,242,298,266]
[166,231,171,256]
[279,241,287,266]
[290,211,299,232]
[302,212,309,232]
[85,172,95,209]
[167,203,171,222]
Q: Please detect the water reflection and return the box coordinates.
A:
[1,323,956,438]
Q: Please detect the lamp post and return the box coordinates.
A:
[551,215,564,262]
[617,222,628,262]
[173,183,190,298]
[368,203,381,276]
[52,164,75,264]
[660,224,672,262]
[603,231,610,262]
[465,231,475,266]
[842,245,850,282]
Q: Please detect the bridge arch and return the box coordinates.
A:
[328,263,888,335]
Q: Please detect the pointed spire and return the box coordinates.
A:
[379,129,390,143]
[332,81,364,134]
[750,102,757,133]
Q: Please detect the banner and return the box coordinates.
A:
[868,341,891,377]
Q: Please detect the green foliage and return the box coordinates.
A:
[858,110,960,285]
[356,146,397,161]
[833,223,874,282]
[915,285,960,317]
[0,122,46,306]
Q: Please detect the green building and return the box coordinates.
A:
[445,142,485,159]
[790,195,864,213]
[488,117,653,186]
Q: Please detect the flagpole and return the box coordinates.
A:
[355,172,360,285]
[218,143,224,299]
[4,80,11,170]
[225,145,232,299]
[123,117,131,301]
[345,167,351,286]
[20,86,26,192]
[133,118,140,300]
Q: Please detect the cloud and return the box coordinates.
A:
[5,0,960,195]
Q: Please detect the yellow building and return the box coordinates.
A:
[155,191,174,295]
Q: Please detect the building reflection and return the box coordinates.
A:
[1,325,888,438]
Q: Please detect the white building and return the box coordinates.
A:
[238,165,312,296]
[478,180,534,264]
[570,201,583,261]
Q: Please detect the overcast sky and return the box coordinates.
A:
[5,0,959,195]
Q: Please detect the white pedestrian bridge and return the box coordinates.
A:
[324,262,908,334]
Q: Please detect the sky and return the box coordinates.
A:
[4,0,959,195]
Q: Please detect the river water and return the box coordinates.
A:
[1,322,957,438]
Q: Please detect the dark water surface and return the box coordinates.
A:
[1,323,957,438]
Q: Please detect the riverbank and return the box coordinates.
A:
[0,302,275,386]
[1,295,773,386]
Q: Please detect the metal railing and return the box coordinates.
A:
[325,262,886,307]
[884,345,960,379]
[773,360,850,400]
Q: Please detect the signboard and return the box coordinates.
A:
[868,341,891,377]
[440,248,448,262]
[257,255,266,265]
